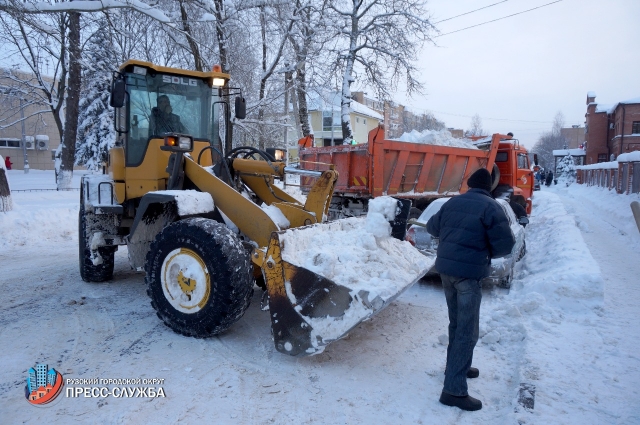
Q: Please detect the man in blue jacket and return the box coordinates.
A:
[427,168,515,411]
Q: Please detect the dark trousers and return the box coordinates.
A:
[441,273,482,396]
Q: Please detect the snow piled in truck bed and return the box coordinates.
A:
[393,129,478,149]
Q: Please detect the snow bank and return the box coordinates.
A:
[515,191,603,311]
[393,129,478,149]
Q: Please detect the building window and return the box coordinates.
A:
[597,154,608,163]
[632,121,640,134]
[0,139,21,148]
[356,117,360,123]
[363,119,366,125]
[322,110,340,132]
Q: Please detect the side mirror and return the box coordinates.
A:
[235,96,246,120]
[533,153,539,166]
[110,75,126,108]
[518,216,529,226]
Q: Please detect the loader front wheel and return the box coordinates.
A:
[145,218,254,337]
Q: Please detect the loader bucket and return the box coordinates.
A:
[262,202,434,356]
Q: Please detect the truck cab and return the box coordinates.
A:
[493,136,534,215]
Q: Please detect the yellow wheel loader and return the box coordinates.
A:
[79,60,423,356]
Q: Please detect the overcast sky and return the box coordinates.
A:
[394,0,640,148]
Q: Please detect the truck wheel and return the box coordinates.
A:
[491,164,501,191]
[498,269,513,289]
[517,241,526,262]
[79,205,115,282]
[408,207,422,220]
[145,217,254,337]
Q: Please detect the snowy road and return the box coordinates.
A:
[1,171,639,424]
[553,184,640,423]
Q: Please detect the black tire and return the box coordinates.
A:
[517,241,526,262]
[79,204,115,282]
[407,207,422,230]
[498,271,512,289]
[408,207,422,220]
[145,217,254,337]
[490,164,501,191]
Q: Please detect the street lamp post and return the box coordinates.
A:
[19,97,30,174]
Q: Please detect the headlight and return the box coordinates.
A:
[161,134,193,152]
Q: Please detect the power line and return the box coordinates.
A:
[435,0,563,38]
[406,106,553,124]
[433,0,511,24]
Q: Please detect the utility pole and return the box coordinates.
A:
[19,97,30,173]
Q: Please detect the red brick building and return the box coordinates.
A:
[584,92,640,165]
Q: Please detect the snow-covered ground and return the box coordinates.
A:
[1,170,639,424]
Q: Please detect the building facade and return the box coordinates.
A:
[0,69,61,171]
[561,125,585,149]
[584,92,640,165]
[307,92,382,146]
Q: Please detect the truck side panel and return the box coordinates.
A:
[299,126,498,200]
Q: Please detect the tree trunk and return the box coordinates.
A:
[213,0,228,73]
[295,64,310,137]
[58,11,81,189]
[257,6,267,150]
[179,0,204,71]
[340,9,358,145]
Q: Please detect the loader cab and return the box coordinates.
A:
[108,60,233,202]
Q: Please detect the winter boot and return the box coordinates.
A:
[467,367,479,379]
[439,392,482,411]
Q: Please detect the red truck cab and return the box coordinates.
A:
[493,136,534,215]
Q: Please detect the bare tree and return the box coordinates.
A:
[532,111,567,170]
[325,0,434,144]
[465,113,485,137]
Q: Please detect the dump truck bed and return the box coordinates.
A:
[299,127,499,201]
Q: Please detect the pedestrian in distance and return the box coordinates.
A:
[426,168,515,411]
[545,170,554,187]
[4,156,12,170]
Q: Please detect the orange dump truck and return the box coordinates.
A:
[298,126,533,219]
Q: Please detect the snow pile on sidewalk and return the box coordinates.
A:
[471,190,608,423]
[394,129,478,149]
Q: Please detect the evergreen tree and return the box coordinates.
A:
[75,24,117,171]
[556,154,576,186]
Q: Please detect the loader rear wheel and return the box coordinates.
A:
[79,205,115,282]
[145,218,254,337]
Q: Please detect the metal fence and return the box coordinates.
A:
[577,161,639,194]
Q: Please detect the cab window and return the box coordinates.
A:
[495,152,508,162]
[517,153,529,169]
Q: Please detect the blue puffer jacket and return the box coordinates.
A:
[426,188,515,280]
